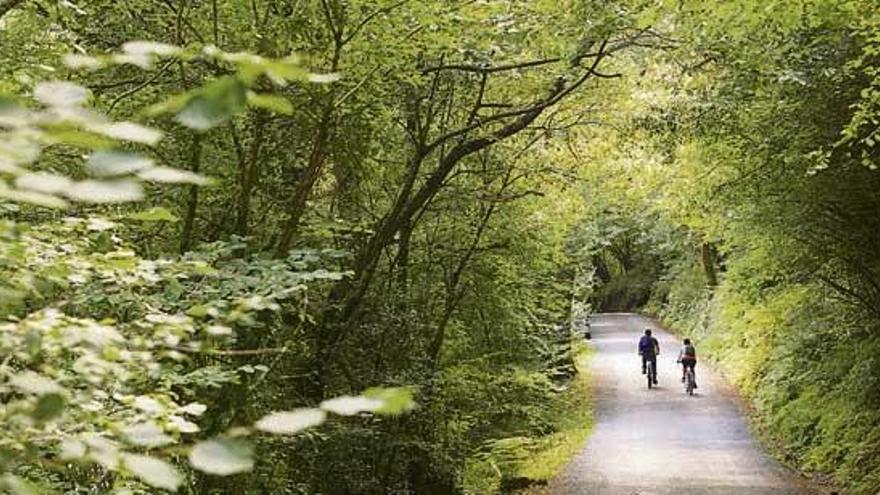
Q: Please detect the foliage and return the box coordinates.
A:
[571,1,880,493]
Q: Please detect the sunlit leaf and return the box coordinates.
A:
[122,422,174,448]
[34,81,90,107]
[131,396,164,415]
[189,438,254,475]
[138,166,211,186]
[89,150,154,176]
[179,403,207,416]
[254,408,326,435]
[99,122,163,145]
[123,454,183,491]
[59,438,87,461]
[308,73,342,84]
[9,371,64,395]
[168,415,200,433]
[15,172,72,194]
[122,41,181,57]
[319,395,384,416]
[65,180,143,203]
[0,186,69,208]
[111,53,153,69]
[205,324,233,336]
[63,54,104,70]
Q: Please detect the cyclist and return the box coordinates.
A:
[638,329,659,385]
[677,338,697,389]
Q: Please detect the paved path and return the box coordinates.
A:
[549,313,816,495]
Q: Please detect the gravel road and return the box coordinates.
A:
[548,313,817,495]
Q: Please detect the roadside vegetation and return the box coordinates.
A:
[1,0,879,493]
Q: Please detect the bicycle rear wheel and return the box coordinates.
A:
[647,362,654,389]
[685,369,695,395]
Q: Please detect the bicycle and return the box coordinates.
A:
[684,366,695,395]
[646,359,655,389]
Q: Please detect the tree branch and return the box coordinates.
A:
[342,0,409,46]
[422,57,563,74]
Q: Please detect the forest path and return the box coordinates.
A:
[547,313,816,495]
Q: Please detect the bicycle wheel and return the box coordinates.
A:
[647,362,654,389]
[685,369,695,395]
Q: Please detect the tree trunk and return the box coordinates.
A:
[233,112,267,237]
[274,105,334,256]
[701,242,718,287]
[179,134,203,253]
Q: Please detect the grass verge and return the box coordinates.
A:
[462,342,594,494]
[514,343,594,484]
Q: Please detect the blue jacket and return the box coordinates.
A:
[639,336,658,357]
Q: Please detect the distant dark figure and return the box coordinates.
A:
[638,329,659,385]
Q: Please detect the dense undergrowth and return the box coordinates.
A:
[652,263,880,495]
[573,2,880,493]
[3,0,880,492]
[462,344,593,494]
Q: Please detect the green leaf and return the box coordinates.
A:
[188,438,254,475]
[145,92,193,117]
[246,92,294,115]
[175,77,247,131]
[123,454,183,491]
[31,393,65,422]
[128,206,179,222]
[0,474,40,495]
[44,129,115,149]
[364,387,416,415]
[254,408,326,435]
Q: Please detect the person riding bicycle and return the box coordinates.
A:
[677,338,697,389]
[638,329,659,385]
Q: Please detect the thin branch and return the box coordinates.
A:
[106,61,175,113]
[320,0,341,43]
[342,0,409,46]
[424,40,612,153]
[172,346,291,356]
[334,64,382,108]
[422,57,563,74]
[465,73,488,126]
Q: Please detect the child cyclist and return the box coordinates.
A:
[677,338,698,388]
